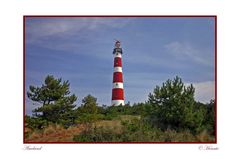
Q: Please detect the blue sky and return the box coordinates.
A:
[25,17,215,115]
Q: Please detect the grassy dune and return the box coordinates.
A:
[25,115,214,142]
[25,124,86,142]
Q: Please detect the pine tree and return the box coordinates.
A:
[148,76,203,133]
[27,75,77,123]
[81,94,98,114]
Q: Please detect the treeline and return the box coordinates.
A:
[25,75,215,142]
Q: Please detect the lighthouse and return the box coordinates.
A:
[112,40,125,106]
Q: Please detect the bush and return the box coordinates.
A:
[73,126,118,142]
[75,113,106,123]
[25,115,48,129]
[73,119,161,142]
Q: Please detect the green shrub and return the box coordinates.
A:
[75,113,106,123]
[74,119,161,142]
[25,115,48,129]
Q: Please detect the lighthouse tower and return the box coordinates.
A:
[112,40,124,106]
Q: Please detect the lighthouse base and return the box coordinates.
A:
[112,100,124,106]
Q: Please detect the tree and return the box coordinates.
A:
[147,76,203,133]
[27,75,77,124]
[204,99,215,135]
[81,94,98,114]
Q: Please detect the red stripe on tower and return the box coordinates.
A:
[113,72,123,83]
[112,40,125,106]
[112,89,124,100]
[114,57,122,67]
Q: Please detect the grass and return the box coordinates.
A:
[25,124,86,142]
[25,115,215,143]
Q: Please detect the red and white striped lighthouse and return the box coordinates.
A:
[112,40,124,106]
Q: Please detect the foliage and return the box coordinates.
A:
[75,113,105,123]
[80,94,98,114]
[203,99,215,135]
[102,104,146,116]
[73,119,158,142]
[27,75,77,125]
[25,115,48,129]
[27,75,74,105]
[147,76,205,133]
[73,118,214,142]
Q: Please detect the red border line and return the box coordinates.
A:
[23,15,217,144]
[25,141,216,144]
[214,16,217,143]
[23,16,26,144]
[24,15,216,18]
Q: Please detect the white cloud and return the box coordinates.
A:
[26,18,132,43]
[164,41,214,67]
[25,18,133,61]
[126,54,169,67]
[188,81,215,103]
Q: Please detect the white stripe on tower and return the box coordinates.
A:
[114,67,122,72]
[112,82,123,89]
[114,53,122,58]
[112,100,124,106]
